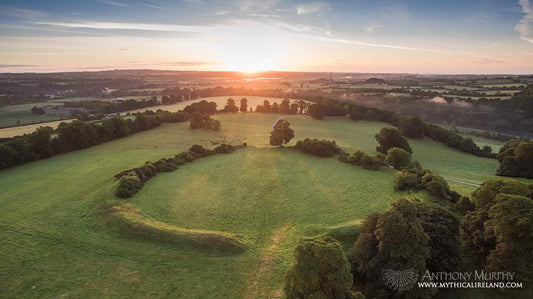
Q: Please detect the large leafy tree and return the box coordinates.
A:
[269,119,294,146]
[352,199,432,298]
[223,98,239,113]
[284,237,362,299]
[375,127,412,154]
[461,180,533,281]
[239,98,248,112]
[496,139,533,178]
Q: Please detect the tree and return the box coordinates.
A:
[27,126,54,158]
[496,139,533,178]
[460,180,533,280]
[485,194,533,281]
[352,199,431,298]
[375,127,412,154]
[280,99,291,114]
[385,147,411,170]
[416,203,462,273]
[30,106,45,115]
[309,103,325,119]
[285,237,360,299]
[269,119,294,146]
[263,100,271,113]
[240,98,248,112]
[224,98,239,113]
[398,116,424,139]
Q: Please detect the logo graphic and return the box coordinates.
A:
[382,269,419,292]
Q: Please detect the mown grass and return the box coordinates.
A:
[0,111,531,297]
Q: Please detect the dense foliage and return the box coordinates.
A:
[339,150,382,170]
[385,147,411,170]
[183,100,218,115]
[295,138,344,157]
[460,180,533,281]
[269,119,294,146]
[189,112,220,130]
[284,237,362,299]
[496,139,533,178]
[375,127,412,154]
[350,199,433,298]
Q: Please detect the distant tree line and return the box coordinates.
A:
[0,110,189,169]
[115,144,244,198]
[64,97,159,119]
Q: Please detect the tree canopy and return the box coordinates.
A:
[375,127,412,154]
[269,119,294,146]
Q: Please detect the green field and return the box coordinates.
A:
[1,112,531,297]
[0,103,67,128]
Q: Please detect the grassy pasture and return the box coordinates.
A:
[0,102,66,128]
[1,109,531,297]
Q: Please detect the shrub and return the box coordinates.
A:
[116,172,143,198]
[360,155,381,170]
[346,151,365,165]
[295,138,344,157]
[154,159,177,172]
[143,162,157,178]
[174,151,195,165]
[189,144,212,157]
[385,147,412,170]
[214,143,235,154]
[394,171,421,190]
[421,172,450,199]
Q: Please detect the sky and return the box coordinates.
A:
[0,0,532,74]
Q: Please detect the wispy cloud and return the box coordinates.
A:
[309,35,450,53]
[296,2,329,15]
[141,2,165,10]
[515,0,533,43]
[365,24,383,34]
[98,0,130,7]
[0,7,48,18]
[469,57,505,64]
[33,21,210,33]
[519,50,533,55]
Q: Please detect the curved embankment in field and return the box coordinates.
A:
[102,202,249,255]
[103,144,250,255]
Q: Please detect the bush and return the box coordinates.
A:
[214,143,235,154]
[189,144,212,157]
[346,151,365,165]
[143,162,157,178]
[394,171,421,190]
[154,159,177,172]
[385,147,412,170]
[174,151,195,165]
[360,155,382,170]
[116,172,143,198]
[295,138,344,157]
